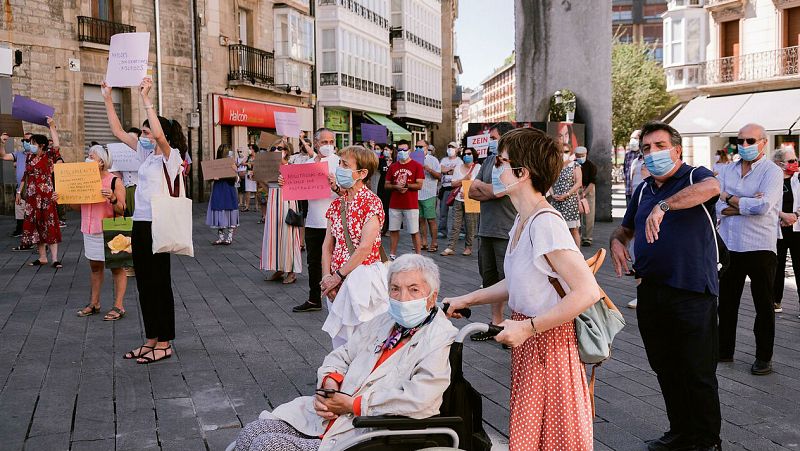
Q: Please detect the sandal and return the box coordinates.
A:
[427,244,438,252]
[124,345,154,360]
[282,273,297,284]
[11,246,32,252]
[28,259,48,266]
[211,240,225,245]
[77,304,100,317]
[266,271,284,282]
[103,307,126,321]
[137,345,172,364]
[52,261,63,269]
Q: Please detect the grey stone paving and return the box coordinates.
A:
[0,186,799,451]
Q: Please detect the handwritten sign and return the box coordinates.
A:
[11,95,54,126]
[258,131,281,149]
[462,180,480,213]
[201,157,237,181]
[467,134,491,158]
[361,123,387,143]
[54,162,104,204]
[0,114,24,136]
[253,151,282,183]
[279,162,330,200]
[105,32,151,87]
[274,111,300,138]
[107,143,141,172]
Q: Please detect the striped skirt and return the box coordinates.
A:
[509,312,593,451]
[260,187,302,273]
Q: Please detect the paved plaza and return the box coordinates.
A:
[1,188,800,451]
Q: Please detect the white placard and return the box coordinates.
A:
[107,142,141,172]
[105,32,150,88]
[274,111,300,138]
[466,133,491,157]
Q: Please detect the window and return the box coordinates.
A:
[784,6,800,48]
[238,8,252,46]
[670,18,684,65]
[320,29,336,72]
[720,20,739,58]
[276,60,312,92]
[275,9,315,63]
[92,0,114,21]
[686,18,701,63]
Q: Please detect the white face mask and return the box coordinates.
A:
[447,148,456,157]
[319,144,334,157]
[563,154,573,162]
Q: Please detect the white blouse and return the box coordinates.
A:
[132,147,183,222]
[504,208,581,317]
[452,163,480,202]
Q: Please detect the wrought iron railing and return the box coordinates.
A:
[77,16,136,45]
[318,0,389,29]
[318,72,391,97]
[703,46,799,85]
[228,44,275,85]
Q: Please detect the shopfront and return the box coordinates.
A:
[324,108,351,149]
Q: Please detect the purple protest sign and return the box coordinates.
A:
[361,123,387,143]
[410,149,425,165]
[11,95,54,126]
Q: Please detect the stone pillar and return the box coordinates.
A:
[515,0,613,221]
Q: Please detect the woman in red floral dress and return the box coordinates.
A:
[320,145,388,348]
[18,117,63,268]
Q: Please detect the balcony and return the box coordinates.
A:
[390,27,442,56]
[392,90,442,109]
[77,16,136,46]
[704,0,745,21]
[702,46,799,86]
[318,72,390,97]
[228,44,275,86]
[318,0,389,29]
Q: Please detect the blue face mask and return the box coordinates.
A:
[737,143,760,161]
[491,164,508,195]
[387,296,431,329]
[22,141,32,153]
[463,155,474,164]
[576,157,586,164]
[139,137,156,151]
[28,143,39,154]
[643,149,677,176]
[397,150,409,161]
[415,146,424,152]
[487,140,498,155]
[335,166,359,189]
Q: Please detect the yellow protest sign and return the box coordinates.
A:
[54,162,105,204]
[462,180,480,213]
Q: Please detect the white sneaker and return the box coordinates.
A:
[627,298,638,309]
[773,303,783,313]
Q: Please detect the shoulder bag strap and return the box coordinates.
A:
[526,208,568,298]
[162,161,181,198]
[689,167,720,269]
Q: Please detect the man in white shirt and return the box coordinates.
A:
[293,128,340,313]
[438,141,463,238]
[417,139,441,251]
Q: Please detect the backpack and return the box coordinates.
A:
[529,209,626,416]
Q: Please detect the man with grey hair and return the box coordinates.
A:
[292,127,342,313]
[716,123,783,375]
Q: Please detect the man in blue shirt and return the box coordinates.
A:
[0,132,30,238]
[611,121,722,451]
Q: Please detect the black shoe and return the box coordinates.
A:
[692,444,722,451]
[750,359,772,375]
[292,301,322,312]
[470,327,500,341]
[9,231,21,237]
[581,241,591,247]
[646,431,694,451]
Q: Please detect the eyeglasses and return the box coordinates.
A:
[736,138,761,146]
[270,146,285,151]
[787,159,798,164]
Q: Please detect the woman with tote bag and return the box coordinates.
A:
[110,78,186,364]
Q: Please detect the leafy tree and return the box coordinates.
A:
[612,39,675,147]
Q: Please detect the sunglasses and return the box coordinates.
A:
[736,138,760,146]
[315,388,352,398]
[786,159,797,164]
[270,146,285,151]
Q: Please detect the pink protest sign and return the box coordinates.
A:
[279,162,331,200]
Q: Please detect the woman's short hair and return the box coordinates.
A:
[773,147,791,163]
[461,147,476,157]
[388,254,440,294]
[339,145,379,181]
[498,128,561,194]
[89,144,112,170]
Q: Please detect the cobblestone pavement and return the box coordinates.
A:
[1,186,799,451]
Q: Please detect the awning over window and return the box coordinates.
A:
[364,113,412,142]
[717,89,800,137]
[668,93,751,137]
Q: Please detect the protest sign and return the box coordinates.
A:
[361,123,387,143]
[201,157,237,180]
[11,95,54,126]
[410,149,425,165]
[279,162,330,200]
[462,180,480,213]
[274,111,300,138]
[105,32,151,87]
[107,143,141,172]
[466,133,491,158]
[54,162,104,204]
[0,114,24,136]
[253,151,282,183]
[258,131,281,149]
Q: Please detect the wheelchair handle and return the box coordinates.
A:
[441,302,472,318]
[487,324,504,335]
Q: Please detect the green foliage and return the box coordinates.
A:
[612,40,675,147]
[548,89,576,122]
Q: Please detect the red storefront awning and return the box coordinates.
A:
[218,97,296,129]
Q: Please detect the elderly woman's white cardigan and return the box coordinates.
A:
[260,309,458,451]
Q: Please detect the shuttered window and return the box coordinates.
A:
[83,85,122,153]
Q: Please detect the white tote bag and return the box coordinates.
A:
[151,161,194,257]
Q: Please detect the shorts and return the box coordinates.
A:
[83,233,105,261]
[418,197,437,219]
[388,208,420,234]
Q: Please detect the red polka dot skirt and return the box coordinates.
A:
[509,312,593,450]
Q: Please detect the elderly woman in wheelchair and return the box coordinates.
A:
[234,254,458,451]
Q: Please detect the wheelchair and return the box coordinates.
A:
[226,322,493,451]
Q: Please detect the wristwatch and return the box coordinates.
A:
[658,200,670,212]
[335,269,346,280]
